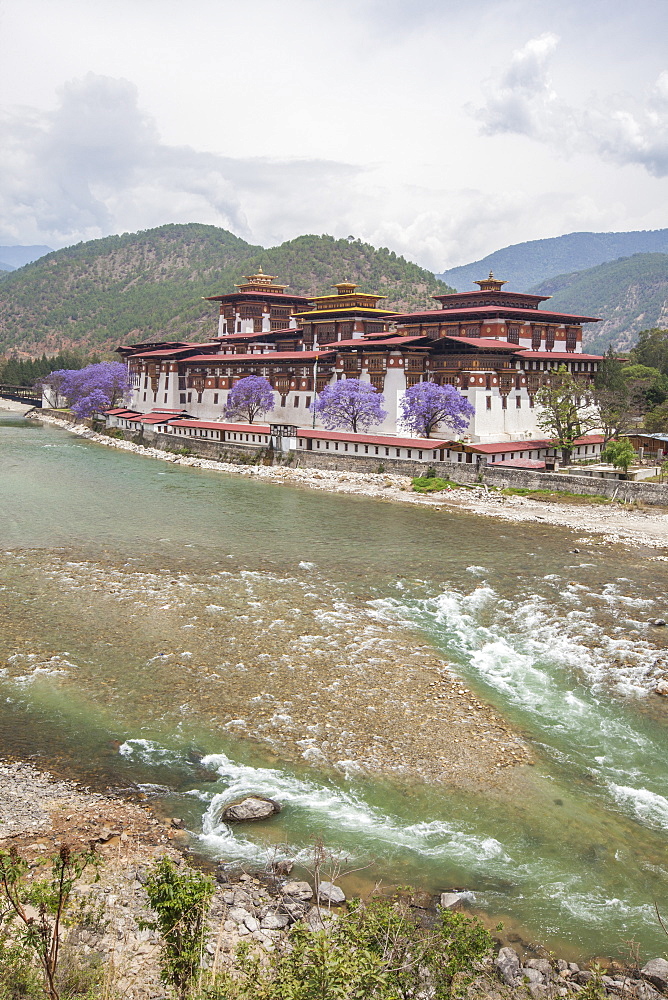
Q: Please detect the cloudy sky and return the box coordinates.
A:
[1,0,667,271]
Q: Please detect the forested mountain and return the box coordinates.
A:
[0,224,451,358]
[437,229,668,292]
[529,253,668,353]
[0,245,53,272]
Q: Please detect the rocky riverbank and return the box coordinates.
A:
[1,761,667,1000]
[28,413,668,550]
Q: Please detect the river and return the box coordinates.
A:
[1,410,667,960]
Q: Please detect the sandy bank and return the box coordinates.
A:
[30,412,668,550]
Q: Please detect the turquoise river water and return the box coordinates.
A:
[0,411,667,960]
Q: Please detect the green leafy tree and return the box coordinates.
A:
[594,348,635,443]
[644,401,668,433]
[0,844,99,1000]
[630,327,668,374]
[601,438,636,474]
[535,365,600,464]
[144,856,214,1000]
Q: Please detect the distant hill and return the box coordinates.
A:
[529,253,668,352]
[0,224,452,358]
[437,229,668,292]
[0,245,52,271]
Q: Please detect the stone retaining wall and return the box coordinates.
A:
[73,416,668,507]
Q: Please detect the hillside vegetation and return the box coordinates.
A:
[438,228,668,291]
[0,224,452,358]
[529,253,668,352]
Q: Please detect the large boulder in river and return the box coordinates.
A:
[221,796,281,822]
[641,959,668,989]
[317,881,346,905]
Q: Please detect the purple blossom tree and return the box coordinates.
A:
[311,378,387,433]
[399,381,475,438]
[224,375,275,424]
[41,362,130,418]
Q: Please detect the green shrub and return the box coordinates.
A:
[206,894,494,1000]
[143,857,214,1000]
[412,476,459,493]
[0,931,43,1000]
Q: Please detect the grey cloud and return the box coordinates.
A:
[474,35,668,177]
[0,73,362,248]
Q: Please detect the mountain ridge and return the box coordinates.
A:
[438,229,668,292]
[529,253,668,352]
[0,224,452,358]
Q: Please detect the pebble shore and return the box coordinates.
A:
[1,761,667,1000]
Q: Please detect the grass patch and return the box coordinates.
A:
[412,475,461,493]
[501,487,612,504]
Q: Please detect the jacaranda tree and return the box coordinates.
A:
[42,362,130,418]
[312,378,387,433]
[224,375,275,424]
[399,381,475,438]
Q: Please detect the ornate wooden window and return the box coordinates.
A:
[545,328,555,350]
[464,326,480,338]
[406,356,425,372]
[566,329,578,352]
[338,322,353,337]
[343,356,361,372]
[366,356,386,371]
[240,304,263,319]
[254,318,263,332]
[366,323,385,334]
[499,374,515,392]
[507,326,520,345]
[405,374,422,387]
[532,327,543,350]
[369,374,385,391]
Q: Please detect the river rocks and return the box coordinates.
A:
[317,881,346,905]
[654,680,668,696]
[526,959,554,977]
[261,910,290,930]
[221,796,281,822]
[496,946,521,985]
[648,619,667,627]
[282,880,314,901]
[439,891,463,909]
[641,959,668,989]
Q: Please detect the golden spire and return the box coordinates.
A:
[474,271,508,292]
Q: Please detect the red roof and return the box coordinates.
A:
[332,336,426,349]
[467,434,604,455]
[205,291,309,303]
[218,327,303,341]
[392,306,600,323]
[297,428,449,449]
[182,351,334,364]
[517,350,603,361]
[131,346,215,359]
[104,407,140,416]
[168,420,271,434]
[440,335,521,351]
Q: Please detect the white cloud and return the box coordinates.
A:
[476,33,562,139]
[474,34,668,177]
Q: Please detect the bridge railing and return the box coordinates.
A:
[0,384,43,403]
